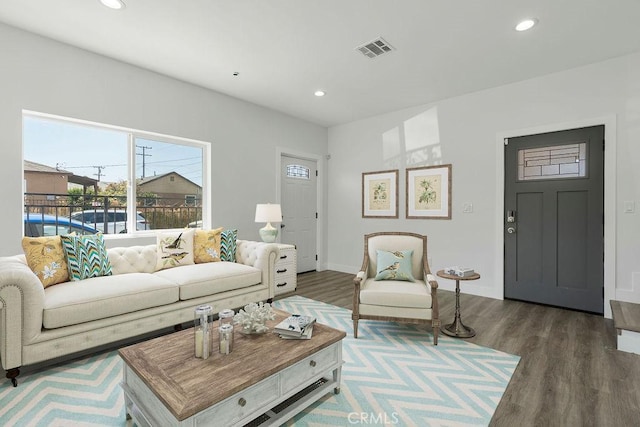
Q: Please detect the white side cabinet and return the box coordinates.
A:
[275,244,297,295]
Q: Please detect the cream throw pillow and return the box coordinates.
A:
[21,235,69,288]
[156,229,195,270]
[194,227,224,263]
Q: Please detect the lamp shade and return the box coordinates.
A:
[255,204,282,223]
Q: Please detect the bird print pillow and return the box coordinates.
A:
[156,229,195,271]
[374,249,415,282]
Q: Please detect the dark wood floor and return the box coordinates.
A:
[277,270,640,427]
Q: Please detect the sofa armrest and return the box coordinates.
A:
[0,256,46,371]
[235,240,280,299]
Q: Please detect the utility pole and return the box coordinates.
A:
[93,165,106,181]
[136,145,152,178]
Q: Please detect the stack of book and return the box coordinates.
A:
[444,266,475,277]
[274,314,316,339]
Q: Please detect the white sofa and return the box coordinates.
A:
[0,239,279,386]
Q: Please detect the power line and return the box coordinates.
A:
[61,163,125,169]
[145,156,200,165]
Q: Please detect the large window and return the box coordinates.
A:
[23,112,208,236]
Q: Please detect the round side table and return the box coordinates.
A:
[436,270,480,338]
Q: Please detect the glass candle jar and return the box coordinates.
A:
[194,305,213,359]
[219,323,234,355]
[218,308,235,329]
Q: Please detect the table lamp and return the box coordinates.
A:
[255,203,282,243]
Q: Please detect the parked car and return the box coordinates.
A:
[70,209,151,234]
[24,213,99,237]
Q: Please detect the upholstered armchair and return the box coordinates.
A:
[352,232,440,345]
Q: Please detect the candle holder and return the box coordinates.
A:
[218,308,235,328]
[219,323,234,355]
[194,305,213,359]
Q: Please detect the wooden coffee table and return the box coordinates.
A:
[118,309,345,426]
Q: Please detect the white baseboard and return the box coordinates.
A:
[326,263,358,274]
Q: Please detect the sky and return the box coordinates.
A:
[23,116,203,186]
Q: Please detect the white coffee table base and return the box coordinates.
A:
[121,342,343,427]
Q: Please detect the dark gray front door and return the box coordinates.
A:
[504,126,604,314]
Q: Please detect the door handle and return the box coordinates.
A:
[507,227,516,234]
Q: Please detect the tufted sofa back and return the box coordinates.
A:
[107,244,157,275]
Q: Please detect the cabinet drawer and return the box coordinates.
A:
[195,374,279,426]
[275,262,295,277]
[275,276,296,294]
[277,249,296,264]
[280,344,339,393]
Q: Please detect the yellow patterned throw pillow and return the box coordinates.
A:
[156,229,195,270]
[21,236,69,288]
[194,227,224,263]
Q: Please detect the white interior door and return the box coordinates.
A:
[280,155,317,273]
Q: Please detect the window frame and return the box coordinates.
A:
[23,110,211,236]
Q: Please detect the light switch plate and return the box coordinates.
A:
[624,201,635,213]
[462,203,473,213]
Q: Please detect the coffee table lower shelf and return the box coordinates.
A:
[121,342,343,427]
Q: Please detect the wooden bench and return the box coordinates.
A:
[610,300,640,355]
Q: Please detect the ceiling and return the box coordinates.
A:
[1,1,640,127]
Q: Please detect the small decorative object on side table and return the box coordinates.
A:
[436,269,481,338]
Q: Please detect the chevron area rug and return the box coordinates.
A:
[0,296,519,426]
[274,296,520,427]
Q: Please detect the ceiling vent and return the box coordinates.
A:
[356,37,394,59]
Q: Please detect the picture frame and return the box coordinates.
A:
[362,169,398,218]
[406,164,452,219]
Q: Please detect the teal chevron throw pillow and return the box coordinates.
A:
[61,234,112,281]
[220,229,238,262]
[374,249,415,282]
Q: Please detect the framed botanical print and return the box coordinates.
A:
[362,169,398,218]
[406,164,452,219]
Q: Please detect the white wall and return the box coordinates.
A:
[327,51,640,316]
[0,23,327,255]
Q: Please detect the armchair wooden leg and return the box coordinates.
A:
[433,325,439,345]
[353,318,359,338]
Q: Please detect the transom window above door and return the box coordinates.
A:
[517,142,587,181]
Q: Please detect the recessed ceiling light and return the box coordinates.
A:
[515,18,538,32]
[100,0,126,10]
[314,90,326,97]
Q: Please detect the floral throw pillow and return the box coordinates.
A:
[374,250,415,282]
[156,229,195,270]
[21,236,69,288]
[194,227,224,263]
